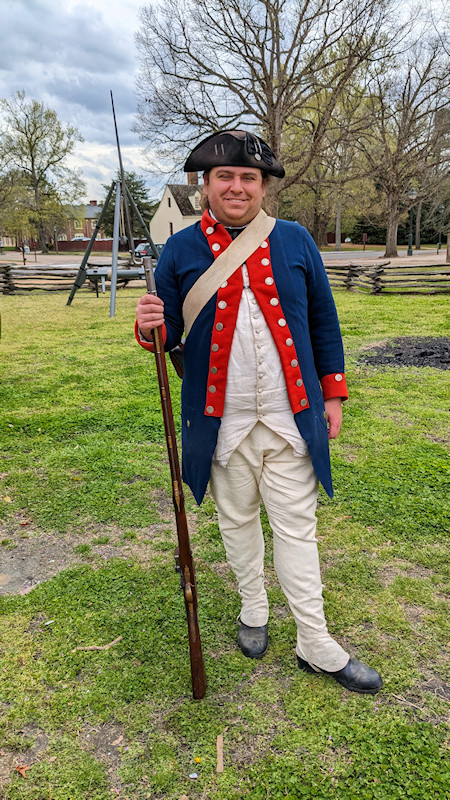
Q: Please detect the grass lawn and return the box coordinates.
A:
[0,288,449,800]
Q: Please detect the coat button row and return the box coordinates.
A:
[206,226,214,235]
[206,406,214,414]
[212,243,221,252]
[335,373,343,381]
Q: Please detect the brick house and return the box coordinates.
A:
[61,200,106,241]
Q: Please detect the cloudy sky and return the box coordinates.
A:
[0,0,167,203]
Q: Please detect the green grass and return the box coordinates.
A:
[0,289,449,799]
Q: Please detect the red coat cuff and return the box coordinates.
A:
[134,320,167,351]
[321,372,349,401]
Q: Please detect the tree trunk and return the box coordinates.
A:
[334,195,342,251]
[446,231,450,264]
[311,208,320,247]
[264,178,280,218]
[33,183,48,252]
[312,213,328,248]
[415,199,422,249]
[384,194,399,257]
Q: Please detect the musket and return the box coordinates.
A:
[143,257,206,700]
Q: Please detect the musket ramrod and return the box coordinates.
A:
[143,258,206,700]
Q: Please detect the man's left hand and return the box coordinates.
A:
[324,397,343,439]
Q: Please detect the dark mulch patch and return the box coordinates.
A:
[359,337,450,370]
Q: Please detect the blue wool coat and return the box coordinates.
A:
[149,218,346,505]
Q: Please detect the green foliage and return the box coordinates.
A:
[0,90,85,247]
[100,171,158,239]
[0,290,448,799]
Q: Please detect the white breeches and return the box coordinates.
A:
[209,421,349,671]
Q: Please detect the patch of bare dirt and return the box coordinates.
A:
[0,519,175,596]
[0,725,49,792]
[378,561,435,588]
[80,721,127,791]
[359,336,449,369]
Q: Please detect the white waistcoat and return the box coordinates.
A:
[214,263,307,466]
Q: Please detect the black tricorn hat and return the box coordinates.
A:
[184,130,285,178]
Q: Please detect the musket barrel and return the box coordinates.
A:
[143,258,206,699]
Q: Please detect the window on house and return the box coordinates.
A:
[168,197,171,207]
[169,222,174,236]
[74,219,82,229]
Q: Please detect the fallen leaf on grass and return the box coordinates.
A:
[2,496,12,503]
[15,764,31,778]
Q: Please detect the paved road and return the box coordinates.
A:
[1,249,447,269]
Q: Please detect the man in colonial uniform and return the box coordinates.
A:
[136,130,382,694]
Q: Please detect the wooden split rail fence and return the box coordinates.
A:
[325,262,450,294]
[0,264,145,295]
[1,261,449,295]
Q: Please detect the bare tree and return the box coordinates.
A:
[135,0,396,214]
[355,37,450,257]
[0,91,84,250]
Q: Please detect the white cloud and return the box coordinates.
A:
[0,0,166,202]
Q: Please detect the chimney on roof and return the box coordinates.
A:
[187,172,198,185]
[89,200,97,206]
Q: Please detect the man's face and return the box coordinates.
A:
[203,166,266,226]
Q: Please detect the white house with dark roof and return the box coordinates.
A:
[150,182,203,244]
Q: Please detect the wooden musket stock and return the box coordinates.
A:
[143,258,206,700]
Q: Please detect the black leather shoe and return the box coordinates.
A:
[297,656,382,694]
[237,622,268,659]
